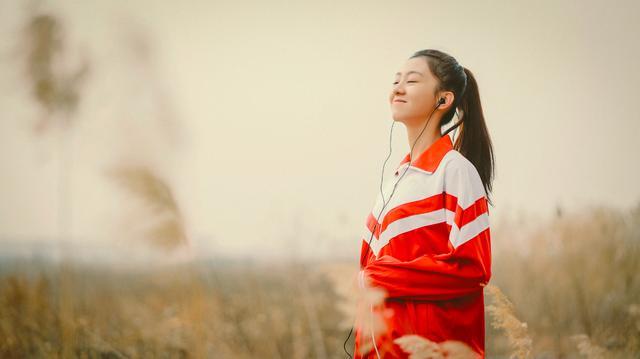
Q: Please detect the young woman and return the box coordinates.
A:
[351,49,495,358]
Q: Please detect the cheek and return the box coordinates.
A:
[408,89,433,110]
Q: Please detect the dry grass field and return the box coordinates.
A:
[1,203,638,358]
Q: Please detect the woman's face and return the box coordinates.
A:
[389,57,442,126]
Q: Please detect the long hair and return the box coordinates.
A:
[410,49,495,206]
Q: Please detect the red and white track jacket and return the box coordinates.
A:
[354,133,491,358]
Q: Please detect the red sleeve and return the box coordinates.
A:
[363,161,492,301]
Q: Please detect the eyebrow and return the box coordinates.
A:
[395,70,424,77]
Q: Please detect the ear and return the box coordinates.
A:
[437,91,456,111]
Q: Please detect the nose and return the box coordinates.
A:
[392,81,405,95]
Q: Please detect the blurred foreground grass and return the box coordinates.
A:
[0,259,348,358]
[1,204,639,358]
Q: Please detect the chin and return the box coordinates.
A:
[391,112,410,124]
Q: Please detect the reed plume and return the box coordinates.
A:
[394,334,480,359]
[105,164,188,250]
[485,284,532,359]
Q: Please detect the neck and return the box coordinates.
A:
[406,119,441,161]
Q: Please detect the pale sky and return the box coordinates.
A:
[1,0,639,260]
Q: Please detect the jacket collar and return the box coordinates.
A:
[395,134,453,174]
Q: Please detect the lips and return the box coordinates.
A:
[393,99,407,103]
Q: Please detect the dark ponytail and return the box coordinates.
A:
[410,50,495,207]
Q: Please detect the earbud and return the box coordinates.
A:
[438,98,445,105]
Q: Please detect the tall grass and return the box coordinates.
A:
[0,203,639,357]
